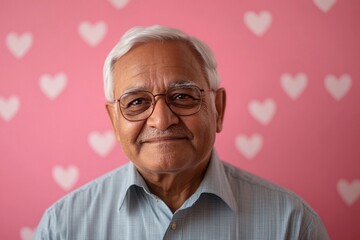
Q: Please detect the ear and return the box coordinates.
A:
[105,103,121,141]
[214,88,226,133]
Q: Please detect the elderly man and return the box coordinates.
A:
[34,25,329,239]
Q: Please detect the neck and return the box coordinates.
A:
[138,159,210,213]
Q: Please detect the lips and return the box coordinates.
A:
[137,126,193,144]
[141,136,188,143]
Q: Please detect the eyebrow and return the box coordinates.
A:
[122,80,199,94]
[171,81,198,88]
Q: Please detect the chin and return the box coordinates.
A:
[139,154,190,174]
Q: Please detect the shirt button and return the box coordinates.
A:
[171,222,177,230]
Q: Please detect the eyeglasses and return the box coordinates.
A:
[112,86,214,122]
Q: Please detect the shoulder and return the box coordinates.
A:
[34,163,133,238]
[48,162,131,213]
[218,160,329,239]
[221,160,319,218]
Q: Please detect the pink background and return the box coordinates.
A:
[1,0,359,239]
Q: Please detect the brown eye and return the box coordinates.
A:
[173,93,194,100]
[127,98,147,108]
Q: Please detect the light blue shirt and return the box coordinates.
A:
[34,151,329,239]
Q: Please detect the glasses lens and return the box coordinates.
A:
[119,91,153,120]
[167,86,202,115]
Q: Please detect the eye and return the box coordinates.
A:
[170,93,197,104]
[128,98,145,106]
[120,92,153,110]
[167,87,202,108]
[173,93,194,100]
[126,98,151,108]
[169,92,201,109]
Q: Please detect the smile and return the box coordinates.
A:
[141,137,188,143]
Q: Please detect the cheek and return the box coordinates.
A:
[118,120,143,147]
[187,109,217,145]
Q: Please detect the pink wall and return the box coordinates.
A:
[1,0,359,239]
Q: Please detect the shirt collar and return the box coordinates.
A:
[117,150,238,213]
[117,162,150,210]
[194,150,238,213]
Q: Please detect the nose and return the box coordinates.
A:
[146,96,179,130]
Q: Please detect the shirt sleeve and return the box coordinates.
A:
[300,214,330,240]
[33,209,56,240]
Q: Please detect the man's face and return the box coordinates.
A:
[107,41,225,175]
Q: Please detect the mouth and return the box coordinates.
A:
[137,126,193,145]
[141,136,188,144]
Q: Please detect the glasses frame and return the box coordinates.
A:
[110,85,215,122]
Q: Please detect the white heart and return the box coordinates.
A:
[20,227,34,240]
[248,99,276,125]
[6,32,33,59]
[244,11,272,36]
[78,21,107,47]
[313,0,337,12]
[281,73,308,100]
[324,74,352,101]
[88,130,115,157]
[337,179,360,206]
[109,0,130,9]
[39,73,67,100]
[0,95,20,122]
[235,134,263,160]
[52,165,79,191]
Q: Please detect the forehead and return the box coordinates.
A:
[112,40,207,94]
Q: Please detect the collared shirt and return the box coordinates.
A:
[34,151,329,239]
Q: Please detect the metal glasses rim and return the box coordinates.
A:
[109,86,215,122]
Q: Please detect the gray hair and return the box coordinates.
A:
[103,25,220,101]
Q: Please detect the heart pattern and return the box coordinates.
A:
[52,165,79,191]
[78,21,107,47]
[244,11,272,36]
[324,74,352,101]
[109,0,131,9]
[0,0,358,238]
[20,227,34,240]
[6,32,33,58]
[39,73,67,100]
[337,179,360,206]
[235,134,263,159]
[281,73,308,100]
[88,130,116,157]
[248,99,276,125]
[313,0,337,12]
[0,95,20,122]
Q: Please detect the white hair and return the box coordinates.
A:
[103,25,220,101]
